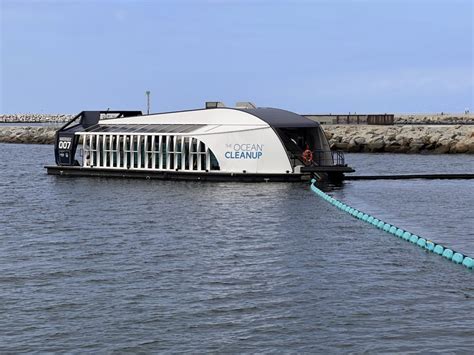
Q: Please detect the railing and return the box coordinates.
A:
[303,114,394,125]
[290,150,346,167]
[313,150,346,166]
[332,150,346,166]
[312,150,332,166]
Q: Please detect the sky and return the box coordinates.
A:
[0,0,472,114]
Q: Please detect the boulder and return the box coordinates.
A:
[386,134,396,142]
[333,142,349,150]
[453,142,468,153]
[384,142,402,153]
[347,141,361,152]
[467,142,474,153]
[429,134,441,145]
[433,144,450,154]
[366,138,385,152]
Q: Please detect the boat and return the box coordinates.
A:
[45,102,354,182]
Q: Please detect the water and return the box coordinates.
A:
[334,154,474,255]
[1,144,473,353]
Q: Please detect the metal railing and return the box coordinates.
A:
[303,114,394,125]
[332,150,346,166]
[312,150,333,166]
[290,149,346,167]
[312,150,346,166]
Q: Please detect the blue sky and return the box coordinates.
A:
[1,0,472,114]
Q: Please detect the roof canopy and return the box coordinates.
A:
[239,108,319,128]
[89,107,319,129]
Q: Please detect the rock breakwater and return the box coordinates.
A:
[394,113,474,125]
[0,126,56,144]
[325,125,474,154]
[2,113,472,125]
[1,115,473,154]
[0,113,73,123]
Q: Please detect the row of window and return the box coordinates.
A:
[79,134,220,171]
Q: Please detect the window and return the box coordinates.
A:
[124,135,132,168]
[144,135,153,169]
[209,150,220,170]
[81,133,220,172]
[103,135,112,167]
[154,136,161,169]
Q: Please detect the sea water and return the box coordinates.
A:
[0,144,473,352]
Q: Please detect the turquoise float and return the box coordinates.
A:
[417,238,426,248]
[452,253,464,264]
[425,241,435,252]
[409,235,419,244]
[433,245,444,255]
[310,181,473,270]
[462,257,474,269]
[442,249,454,260]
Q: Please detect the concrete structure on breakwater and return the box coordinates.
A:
[304,113,474,125]
[304,114,394,125]
[1,113,473,153]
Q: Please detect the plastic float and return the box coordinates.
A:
[310,179,474,270]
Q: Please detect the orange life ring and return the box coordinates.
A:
[302,149,313,165]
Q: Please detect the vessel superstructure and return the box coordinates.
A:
[46,103,353,181]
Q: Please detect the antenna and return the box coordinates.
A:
[145,91,151,114]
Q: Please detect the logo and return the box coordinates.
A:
[225,143,263,159]
[58,137,72,149]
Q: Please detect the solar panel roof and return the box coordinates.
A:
[239,108,319,128]
[84,124,205,134]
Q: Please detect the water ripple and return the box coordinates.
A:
[0,144,473,353]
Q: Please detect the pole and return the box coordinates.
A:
[145,91,151,114]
